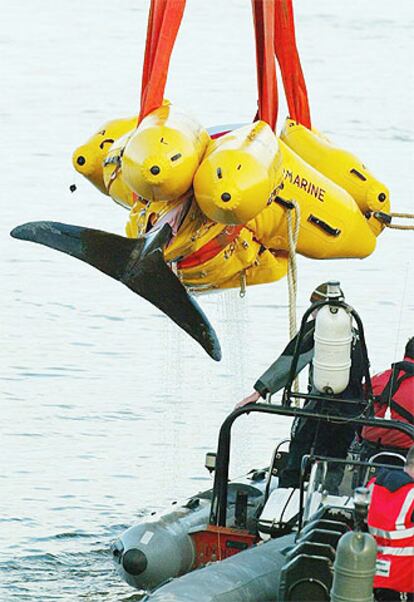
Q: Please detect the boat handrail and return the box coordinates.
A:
[297,453,407,530]
[209,402,414,527]
[368,451,406,465]
[263,438,290,503]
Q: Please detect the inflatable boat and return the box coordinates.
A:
[111,293,414,601]
[112,411,412,601]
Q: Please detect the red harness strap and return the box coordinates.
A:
[252,0,278,131]
[211,130,231,140]
[274,0,311,128]
[178,226,243,270]
[252,0,311,130]
[138,0,186,124]
[139,0,310,132]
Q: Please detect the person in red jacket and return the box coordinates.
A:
[367,445,414,601]
[361,337,414,458]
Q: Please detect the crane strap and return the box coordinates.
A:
[138,0,311,130]
[252,0,311,130]
[252,0,278,131]
[138,0,186,124]
[274,0,311,128]
[138,0,311,132]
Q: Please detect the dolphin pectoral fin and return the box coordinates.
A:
[10,221,222,361]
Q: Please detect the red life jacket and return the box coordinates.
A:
[368,471,414,593]
[362,357,414,449]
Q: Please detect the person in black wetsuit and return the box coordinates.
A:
[238,282,366,494]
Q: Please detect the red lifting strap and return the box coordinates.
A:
[178,226,243,270]
[138,0,186,124]
[252,0,278,131]
[274,0,311,128]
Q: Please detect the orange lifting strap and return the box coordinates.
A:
[253,0,311,130]
[138,0,186,124]
[252,0,278,131]
[274,0,311,129]
[138,0,310,130]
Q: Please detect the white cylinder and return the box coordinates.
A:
[313,304,352,394]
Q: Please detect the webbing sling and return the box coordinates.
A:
[138,0,186,124]
[252,0,278,130]
[139,1,311,133]
[274,0,311,128]
[253,0,312,130]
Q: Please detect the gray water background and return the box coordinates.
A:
[1,0,413,599]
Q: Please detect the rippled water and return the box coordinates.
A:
[1,0,413,599]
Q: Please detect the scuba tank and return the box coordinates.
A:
[313,281,353,395]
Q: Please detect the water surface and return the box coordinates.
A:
[1,1,413,599]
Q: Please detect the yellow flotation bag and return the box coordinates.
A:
[280,118,390,223]
[122,104,210,202]
[193,121,282,225]
[72,111,385,292]
[72,116,137,194]
[247,141,377,260]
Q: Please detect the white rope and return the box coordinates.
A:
[383,212,414,230]
[286,200,300,401]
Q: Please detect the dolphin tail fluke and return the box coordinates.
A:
[10,221,222,361]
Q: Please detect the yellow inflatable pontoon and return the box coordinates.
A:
[12,107,392,359]
[280,119,390,237]
[122,103,210,203]
[71,108,388,293]
[194,121,282,225]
